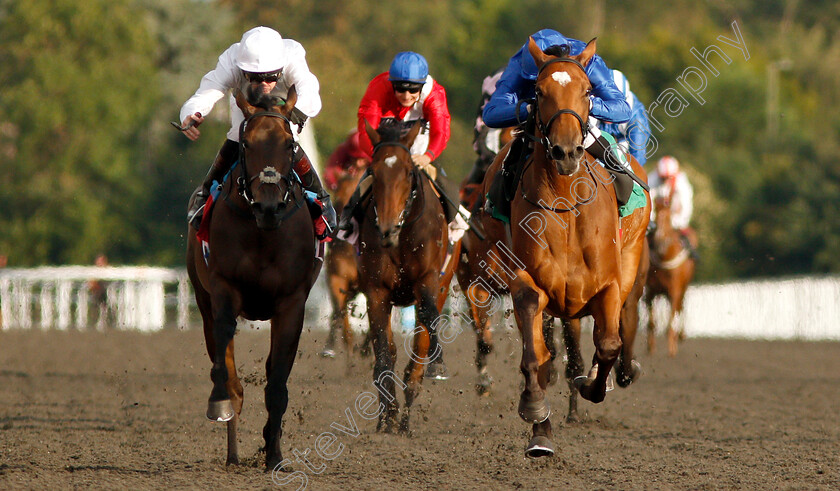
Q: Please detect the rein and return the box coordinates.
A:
[370,141,424,231]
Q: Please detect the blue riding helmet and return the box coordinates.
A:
[388,52,429,83]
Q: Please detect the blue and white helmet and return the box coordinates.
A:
[388,52,429,83]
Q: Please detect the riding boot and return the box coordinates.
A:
[485,136,526,219]
[294,149,337,232]
[188,139,239,230]
[587,134,633,207]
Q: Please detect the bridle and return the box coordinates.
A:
[532,57,590,161]
[369,141,423,232]
[236,111,299,208]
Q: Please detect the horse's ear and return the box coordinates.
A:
[402,120,422,148]
[235,90,256,118]
[576,38,597,68]
[527,37,550,68]
[283,84,298,113]
[364,119,380,147]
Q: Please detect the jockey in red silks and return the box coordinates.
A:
[338,51,467,242]
[323,130,370,191]
[178,26,336,234]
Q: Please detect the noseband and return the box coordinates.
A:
[534,57,590,160]
[237,111,298,207]
[370,141,421,232]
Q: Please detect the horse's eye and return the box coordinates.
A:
[242,139,249,148]
[585,88,592,97]
[535,87,543,97]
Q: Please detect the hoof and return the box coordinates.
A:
[319,348,336,358]
[524,435,555,458]
[616,359,642,388]
[475,372,493,396]
[226,455,240,466]
[206,399,234,422]
[425,360,449,380]
[398,413,411,434]
[518,394,550,424]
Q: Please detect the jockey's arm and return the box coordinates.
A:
[586,55,631,124]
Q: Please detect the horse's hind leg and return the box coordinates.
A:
[575,284,622,404]
[542,314,559,386]
[510,271,554,457]
[465,282,495,395]
[561,318,583,423]
[616,278,645,387]
[223,339,244,465]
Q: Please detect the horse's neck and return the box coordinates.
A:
[653,218,681,257]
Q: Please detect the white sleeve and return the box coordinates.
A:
[180,44,241,123]
[672,173,694,229]
[280,40,322,118]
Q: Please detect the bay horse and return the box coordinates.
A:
[186,86,320,469]
[320,171,364,360]
[644,196,695,357]
[356,119,460,433]
[473,38,650,457]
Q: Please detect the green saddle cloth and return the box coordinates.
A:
[619,181,647,218]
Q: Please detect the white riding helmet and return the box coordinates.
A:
[657,155,680,178]
[235,27,286,73]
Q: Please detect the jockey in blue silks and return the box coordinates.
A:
[482,29,639,214]
[599,69,651,166]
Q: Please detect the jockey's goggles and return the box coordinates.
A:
[245,70,281,83]
[392,81,423,94]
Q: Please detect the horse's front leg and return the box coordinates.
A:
[367,288,399,433]
[575,284,622,404]
[207,292,241,423]
[400,285,442,433]
[263,290,307,471]
[616,273,645,387]
[510,270,554,457]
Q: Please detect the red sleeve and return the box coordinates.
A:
[423,82,451,161]
[323,141,350,190]
[357,73,390,158]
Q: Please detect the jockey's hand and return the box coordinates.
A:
[412,154,436,180]
[181,113,204,141]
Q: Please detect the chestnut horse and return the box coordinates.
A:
[644,196,695,357]
[320,171,364,360]
[356,119,460,433]
[472,38,650,457]
[186,87,319,469]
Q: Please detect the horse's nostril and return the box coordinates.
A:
[550,145,566,161]
[574,145,584,158]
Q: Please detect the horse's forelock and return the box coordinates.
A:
[375,120,403,144]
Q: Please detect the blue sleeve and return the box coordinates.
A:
[482,57,533,128]
[586,54,631,123]
[626,100,651,165]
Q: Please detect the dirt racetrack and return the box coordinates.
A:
[1,325,838,490]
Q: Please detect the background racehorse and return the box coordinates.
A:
[356,119,460,433]
[320,171,364,360]
[472,38,650,457]
[186,87,319,469]
[644,196,696,357]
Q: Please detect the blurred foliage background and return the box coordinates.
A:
[1,0,838,282]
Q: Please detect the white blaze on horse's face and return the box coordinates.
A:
[384,156,398,168]
[551,71,572,87]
